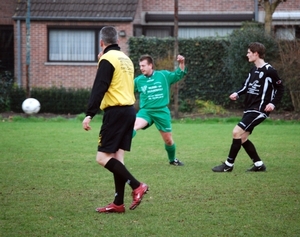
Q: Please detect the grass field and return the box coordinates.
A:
[0,115,299,237]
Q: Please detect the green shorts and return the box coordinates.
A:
[136,107,172,132]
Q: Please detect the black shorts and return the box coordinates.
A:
[237,111,267,133]
[98,105,135,153]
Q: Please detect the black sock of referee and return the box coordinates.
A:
[113,173,126,205]
[105,158,140,190]
[226,138,242,165]
[242,140,261,163]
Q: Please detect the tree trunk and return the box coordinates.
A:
[264,2,273,34]
[173,0,179,118]
[261,0,285,35]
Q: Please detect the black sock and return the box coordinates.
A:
[227,138,242,164]
[113,173,126,205]
[105,158,140,190]
[242,140,261,163]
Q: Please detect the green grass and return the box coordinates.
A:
[0,115,300,237]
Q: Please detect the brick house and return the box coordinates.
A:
[0,0,299,89]
[11,0,139,89]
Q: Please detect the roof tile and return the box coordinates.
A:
[13,0,138,21]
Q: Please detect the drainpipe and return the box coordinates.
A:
[17,20,22,87]
[26,0,31,98]
[254,0,259,21]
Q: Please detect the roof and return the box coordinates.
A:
[13,0,139,22]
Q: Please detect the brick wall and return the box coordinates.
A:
[273,1,300,11]
[142,0,298,12]
[0,0,17,25]
[14,21,133,89]
[142,0,254,12]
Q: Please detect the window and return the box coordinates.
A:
[134,26,173,37]
[296,26,300,39]
[134,26,238,39]
[145,27,172,38]
[0,25,14,71]
[275,26,296,40]
[48,28,101,62]
[179,27,237,38]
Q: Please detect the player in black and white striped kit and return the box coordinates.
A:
[212,42,284,172]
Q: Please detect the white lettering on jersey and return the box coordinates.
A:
[247,80,261,95]
[141,85,147,94]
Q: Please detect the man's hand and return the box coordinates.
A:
[265,103,275,112]
[177,55,185,70]
[82,116,92,131]
[177,55,185,63]
[229,92,238,101]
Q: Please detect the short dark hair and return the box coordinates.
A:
[100,26,118,45]
[139,54,154,66]
[248,42,266,59]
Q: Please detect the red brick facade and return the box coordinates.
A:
[142,0,254,12]
[141,0,297,12]
[276,1,300,10]
[0,0,17,25]
[15,21,133,89]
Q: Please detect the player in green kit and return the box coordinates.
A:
[133,54,187,166]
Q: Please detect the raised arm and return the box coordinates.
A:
[177,55,185,71]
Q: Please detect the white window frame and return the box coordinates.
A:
[48,28,101,62]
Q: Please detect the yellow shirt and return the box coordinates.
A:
[99,50,135,110]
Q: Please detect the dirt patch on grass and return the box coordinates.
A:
[179,110,300,121]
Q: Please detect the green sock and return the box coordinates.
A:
[132,129,136,138]
[165,143,176,162]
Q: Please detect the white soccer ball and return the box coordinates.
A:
[22,98,41,114]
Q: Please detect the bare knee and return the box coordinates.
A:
[241,133,250,143]
[96,152,111,167]
[161,132,173,146]
[232,130,240,139]
[96,155,104,166]
[232,125,245,139]
[165,139,173,146]
[134,117,148,130]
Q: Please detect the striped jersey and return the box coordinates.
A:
[236,63,284,113]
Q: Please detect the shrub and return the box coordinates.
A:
[9,87,91,114]
[195,100,227,115]
[274,40,300,112]
[0,70,14,112]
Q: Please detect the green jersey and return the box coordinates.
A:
[134,67,187,109]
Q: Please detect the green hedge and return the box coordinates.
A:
[128,37,232,109]
[0,70,14,112]
[9,87,90,114]
[178,38,230,107]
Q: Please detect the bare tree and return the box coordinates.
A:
[275,40,300,112]
[258,0,286,34]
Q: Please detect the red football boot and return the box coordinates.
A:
[95,203,125,213]
[130,183,149,210]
